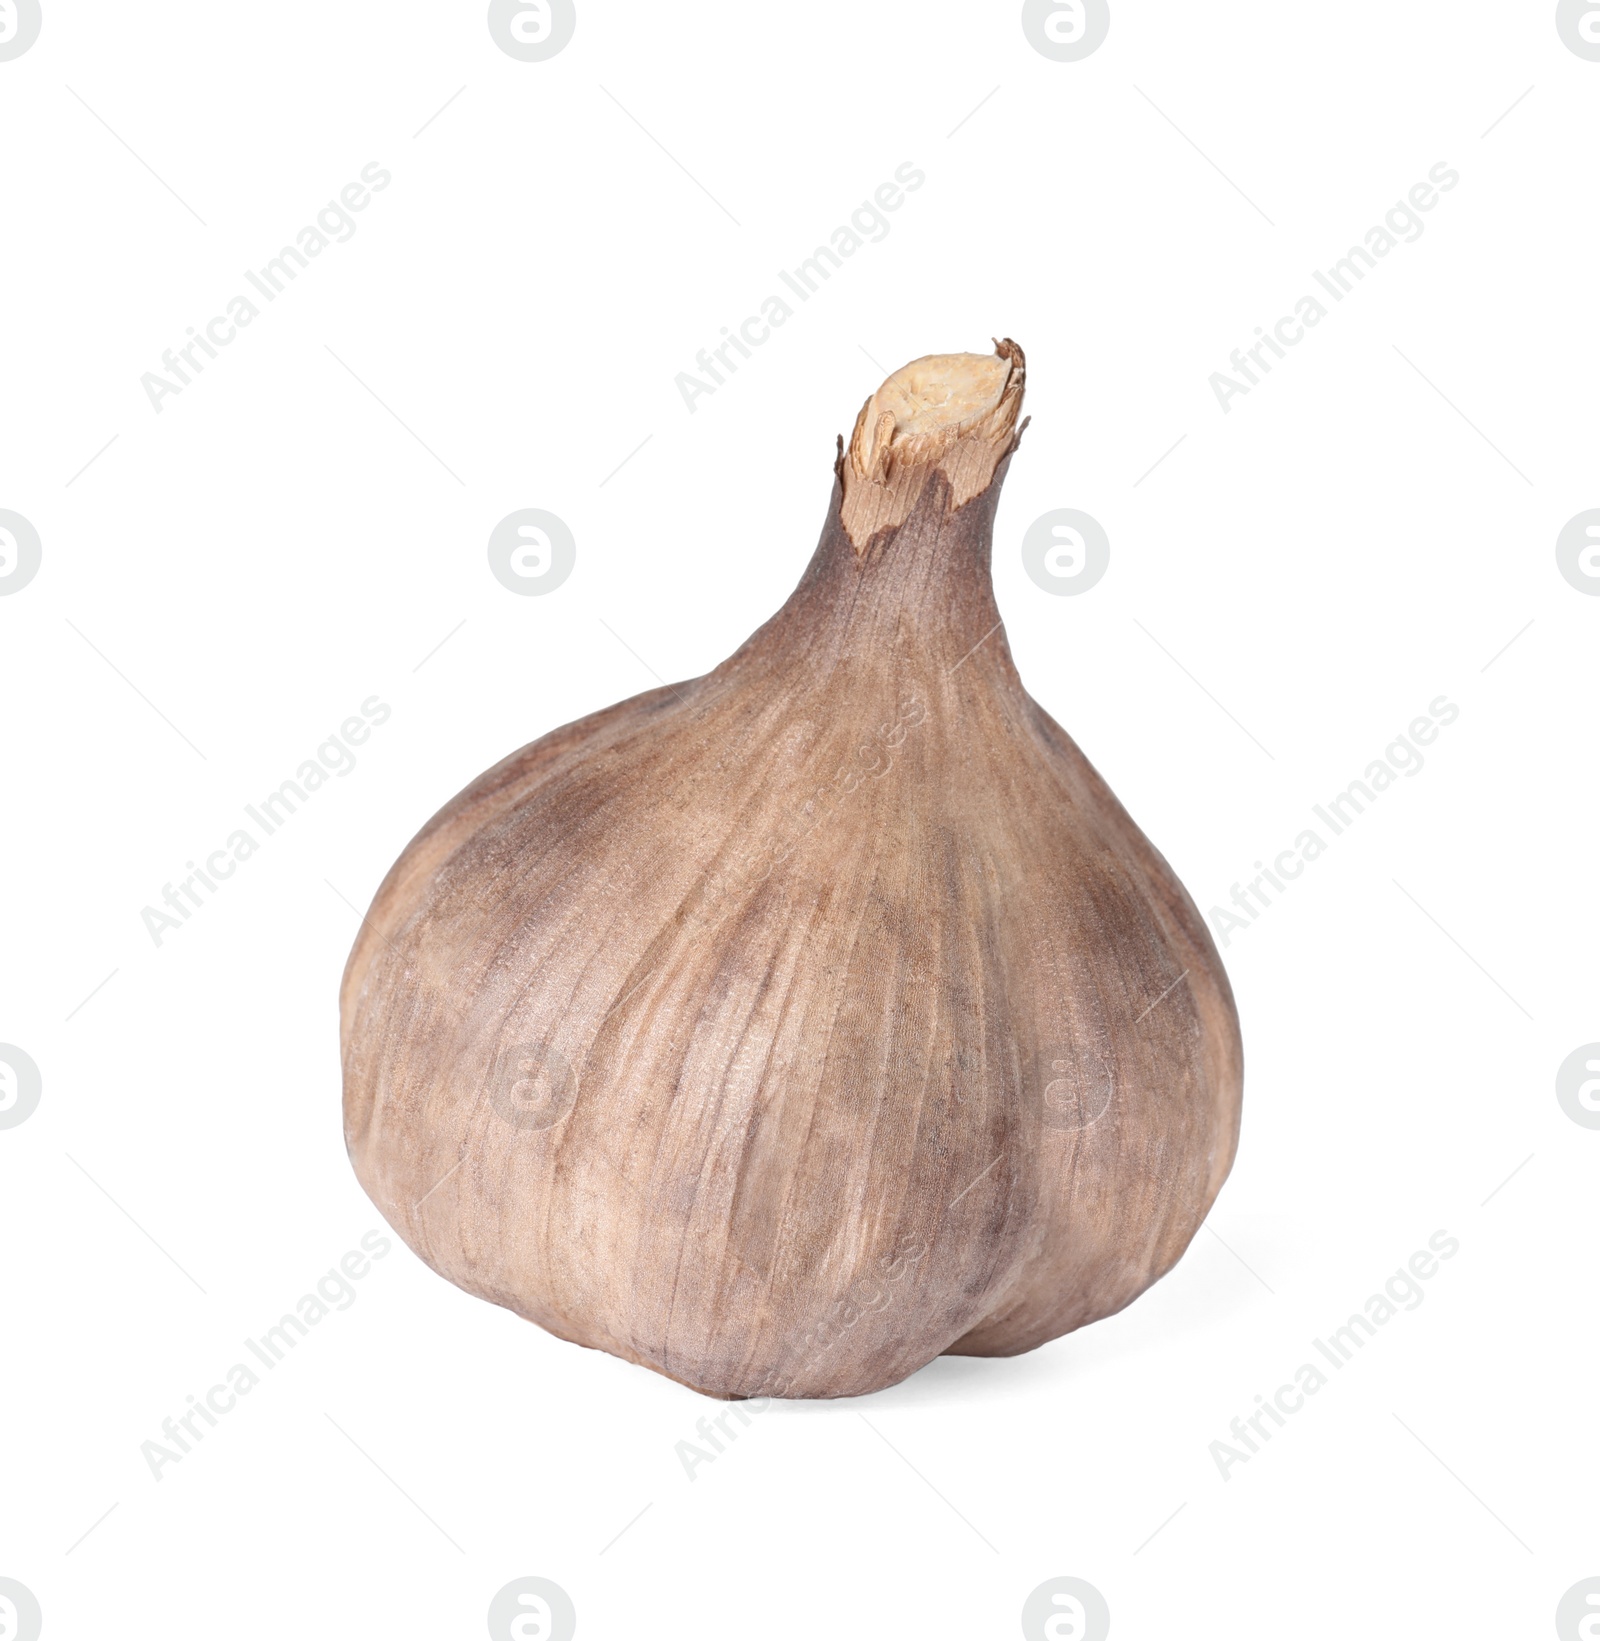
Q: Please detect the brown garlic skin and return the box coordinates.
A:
[340,342,1242,1399]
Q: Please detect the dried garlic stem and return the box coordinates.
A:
[840,339,1027,549]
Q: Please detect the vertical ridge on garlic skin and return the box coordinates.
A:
[340,339,1242,1399]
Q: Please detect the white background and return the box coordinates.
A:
[3,2,1597,1637]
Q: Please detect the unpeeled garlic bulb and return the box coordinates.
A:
[341,341,1242,1399]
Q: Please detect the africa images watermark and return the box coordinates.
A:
[673,1234,929,1480]
[0,0,43,61]
[139,162,392,413]
[1207,695,1459,948]
[140,695,391,945]
[1208,162,1460,414]
[686,688,929,934]
[1209,1230,1460,1481]
[141,1231,392,1480]
[674,161,926,414]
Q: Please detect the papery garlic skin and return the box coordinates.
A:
[341,342,1242,1399]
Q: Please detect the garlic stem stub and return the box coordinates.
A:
[340,340,1243,1400]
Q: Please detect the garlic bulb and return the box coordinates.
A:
[341,341,1243,1400]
